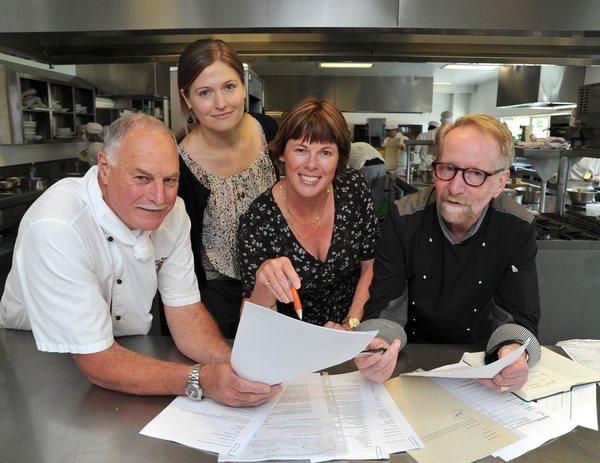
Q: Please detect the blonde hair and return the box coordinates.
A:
[435,114,515,170]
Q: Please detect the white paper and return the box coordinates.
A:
[311,372,389,462]
[401,340,529,379]
[429,374,576,461]
[140,390,284,457]
[219,373,336,462]
[232,303,377,385]
[535,383,599,431]
[557,339,600,375]
[370,381,424,454]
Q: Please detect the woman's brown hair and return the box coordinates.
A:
[268,98,351,178]
[177,38,245,136]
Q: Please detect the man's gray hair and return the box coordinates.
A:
[102,113,177,166]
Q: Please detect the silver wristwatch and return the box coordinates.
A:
[185,364,203,400]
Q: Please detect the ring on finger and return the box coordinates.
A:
[264,280,270,287]
[500,385,509,392]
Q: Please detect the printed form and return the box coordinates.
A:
[220,371,422,462]
[430,376,577,461]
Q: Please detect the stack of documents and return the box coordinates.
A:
[141,371,424,461]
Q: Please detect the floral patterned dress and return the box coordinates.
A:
[238,168,379,325]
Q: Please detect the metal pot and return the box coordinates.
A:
[567,188,596,204]
[0,178,17,190]
[7,176,26,187]
[503,188,523,204]
[515,186,540,204]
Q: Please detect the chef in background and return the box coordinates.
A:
[349,142,387,213]
[416,110,453,171]
[381,120,409,178]
[78,122,104,166]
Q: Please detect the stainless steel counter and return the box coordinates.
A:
[1,329,598,462]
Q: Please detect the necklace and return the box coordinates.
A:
[280,178,330,240]
[199,115,244,177]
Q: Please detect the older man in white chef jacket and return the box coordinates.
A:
[0,113,281,406]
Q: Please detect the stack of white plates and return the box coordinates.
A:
[55,127,75,139]
[75,104,88,113]
[23,121,37,140]
[52,102,62,111]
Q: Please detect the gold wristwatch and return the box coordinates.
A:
[342,316,360,330]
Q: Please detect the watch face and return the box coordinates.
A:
[186,385,201,400]
[349,318,360,328]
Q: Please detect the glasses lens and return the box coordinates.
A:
[435,163,455,180]
[464,169,486,186]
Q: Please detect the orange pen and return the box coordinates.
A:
[290,285,303,320]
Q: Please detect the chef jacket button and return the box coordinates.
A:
[412,318,416,322]
[467,328,471,331]
[117,279,122,284]
[481,242,486,247]
[474,308,477,313]
[107,236,113,242]
[116,316,121,321]
[423,275,427,279]
[429,238,433,242]
[478,280,482,284]
[412,332,415,335]
[412,301,415,305]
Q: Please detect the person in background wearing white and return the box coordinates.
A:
[413,120,439,168]
[381,120,410,178]
[416,110,453,171]
[0,113,281,407]
[567,157,600,189]
[349,142,387,213]
[78,121,104,166]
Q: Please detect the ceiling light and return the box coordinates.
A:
[318,63,374,68]
[443,64,499,71]
[434,82,452,85]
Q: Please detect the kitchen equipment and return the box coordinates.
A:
[567,188,595,204]
[0,179,17,190]
[7,176,26,187]
[515,186,540,204]
[30,178,48,190]
[503,188,523,204]
[585,203,600,217]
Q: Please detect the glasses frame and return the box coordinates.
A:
[431,161,504,187]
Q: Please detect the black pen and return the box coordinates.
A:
[354,348,387,358]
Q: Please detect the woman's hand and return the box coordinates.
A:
[252,257,300,307]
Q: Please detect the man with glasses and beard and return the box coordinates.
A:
[363,114,541,394]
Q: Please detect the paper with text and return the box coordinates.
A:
[218,373,336,462]
[384,376,520,463]
[140,390,284,457]
[312,372,389,461]
[232,302,377,385]
[429,375,576,461]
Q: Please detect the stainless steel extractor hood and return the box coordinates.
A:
[497,65,585,108]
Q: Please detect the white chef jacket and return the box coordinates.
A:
[382,133,410,168]
[0,166,200,354]
[569,157,600,189]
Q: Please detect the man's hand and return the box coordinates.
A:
[200,364,282,407]
[354,338,401,382]
[477,343,529,393]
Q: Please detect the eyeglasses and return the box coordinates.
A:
[432,161,504,187]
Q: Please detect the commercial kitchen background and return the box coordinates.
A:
[0,0,599,344]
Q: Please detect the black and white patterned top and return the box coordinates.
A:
[238,168,379,326]
[178,125,276,281]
